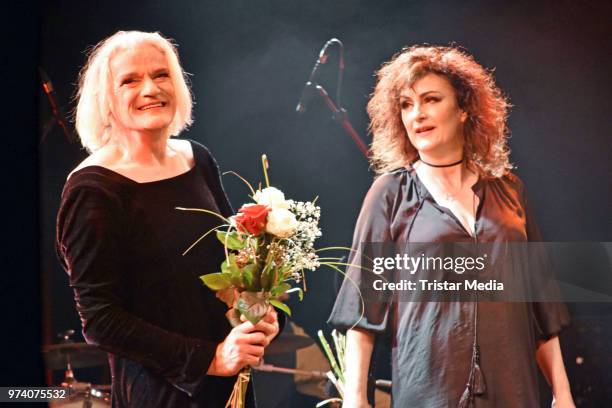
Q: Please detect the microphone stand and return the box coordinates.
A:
[297,39,368,159]
[39,67,74,144]
[305,82,368,158]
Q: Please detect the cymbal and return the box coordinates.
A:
[48,382,111,407]
[43,342,107,369]
[266,334,315,355]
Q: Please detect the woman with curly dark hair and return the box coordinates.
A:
[329,46,574,407]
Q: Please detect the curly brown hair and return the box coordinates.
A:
[367,45,512,177]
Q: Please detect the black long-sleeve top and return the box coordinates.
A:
[56,140,254,407]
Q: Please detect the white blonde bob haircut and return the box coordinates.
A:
[75,31,193,152]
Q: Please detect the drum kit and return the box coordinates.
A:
[43,330,110,407]
[44,330,392,407]
[43,331,328,407]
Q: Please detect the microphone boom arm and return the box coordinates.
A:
[309,83,368,158]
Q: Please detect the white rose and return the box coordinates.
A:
[253,187,290,209]
[265,208,298,238]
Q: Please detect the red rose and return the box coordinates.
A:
[234,204,270,236]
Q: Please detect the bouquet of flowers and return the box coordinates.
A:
[177,155,324,407]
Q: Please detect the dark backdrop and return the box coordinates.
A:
[4,0,611,406]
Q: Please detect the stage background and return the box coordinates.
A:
[4,1,611,406]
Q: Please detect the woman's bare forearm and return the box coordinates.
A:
[343,328,375,407]
[536,335,574,405]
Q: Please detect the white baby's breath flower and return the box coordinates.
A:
[253,187,290,209]
[266,208,298,238]
[273,199,321,275]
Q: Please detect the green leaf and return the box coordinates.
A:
[236,292,268,324]
[241,264,260,291]
[271,282,291,297]
[221,255,238,274]
[289,287,304,301]
[260,261,275,291]
[222,255,243,287]
[216,230,246,250]
[269,299,292,316]
[200,273,232,290]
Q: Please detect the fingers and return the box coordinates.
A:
[235,314,278,334]
[241,344,264,358]
[232,328,269,346]
[235,342,264,368]
[230,342,264,369]
[211,342,260,376]
[252,320,278,338]
[232,308,279,344]
[243,331,269,346]
[242,354,261,367]
[262,308,278,324]
[259,308,280,338]
[234,320,259,333]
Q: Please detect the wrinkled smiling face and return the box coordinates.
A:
[109,43,176,134]
[399,73,467,159]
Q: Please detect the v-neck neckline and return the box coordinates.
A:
[408,166,485,238]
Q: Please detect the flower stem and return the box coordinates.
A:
[318,330,344,384]
[261,154,270,188]
[223,171,256,196]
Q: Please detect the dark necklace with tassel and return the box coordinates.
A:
[457,195,487,408]
[457,305,487,407]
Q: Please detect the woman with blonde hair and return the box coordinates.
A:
[329,46,574,407]
[56,31,279,407]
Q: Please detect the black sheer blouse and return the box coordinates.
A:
[56,140,254,407]
[328,167,570,407]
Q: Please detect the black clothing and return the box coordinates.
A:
[328,167,570,407]
[56,140,254,407]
